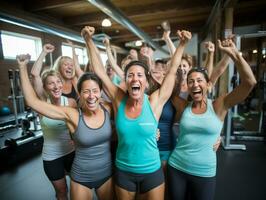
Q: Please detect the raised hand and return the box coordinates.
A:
[177,30,192,44]
[217,38,238,58]
[161,20,170,31]
[162,30,171,41]
[204,41,215,53]
[43,44,55,53]
[81,26,95,40]
[129,49,138,60]
[103,37,110,46]
[16,54,31,66]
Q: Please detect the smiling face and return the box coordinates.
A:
[59,57,74,80]
[80,80,102,112]
[179,59,191,78]
[129,49,138,59]
[152,61,166,82]
[126,65,148,100]
[106,64,114,79]
[187,71,209,102]
[44,75,63,100]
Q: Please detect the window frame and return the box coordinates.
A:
[1,30,42,61]
[61,43,88,65]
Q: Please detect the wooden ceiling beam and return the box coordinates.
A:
[64,4,211,26]
[27,0,85,12]
[110,21,204,44]
[109,14,208,30]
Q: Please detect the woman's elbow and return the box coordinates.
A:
[30,70,38,77]
[244,78,257,89]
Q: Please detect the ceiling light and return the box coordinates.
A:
[135,40,142,46]
[102,18,111,27]
[252,49,257,54]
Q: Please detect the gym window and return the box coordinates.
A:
[61,44,88,65]
[100,52,108,65]
[1,31,42,61]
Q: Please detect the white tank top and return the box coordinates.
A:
[40,96,74,161]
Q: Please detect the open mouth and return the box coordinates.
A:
[86,98,98,108]
[131,86,140,94]
[192,90,202,97]
[65,69,72,76]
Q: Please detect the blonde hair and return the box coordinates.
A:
[182,53,193,67]
[41,69,63,88]
[52,56,75,78]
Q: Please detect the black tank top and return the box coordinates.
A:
[62,84,78,100]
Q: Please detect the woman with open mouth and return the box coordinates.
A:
[52,40,84,101]
[167,38,257,200]
[30,43,77,200]
[81,25,191,200]
[17,54,115,200]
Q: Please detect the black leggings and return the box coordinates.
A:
[167,164,216,200]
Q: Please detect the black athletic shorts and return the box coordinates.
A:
[43,151,75,181]
[73,175,112,189]
[114,167,164,193]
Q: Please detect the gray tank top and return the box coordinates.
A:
[71,105,112,183]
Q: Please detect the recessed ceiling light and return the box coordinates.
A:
[102,18,112,27]
[135,40,142,46]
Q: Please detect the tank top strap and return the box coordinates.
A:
[78,108,82,117]
[206,98,215,113]
[99,103,111,118]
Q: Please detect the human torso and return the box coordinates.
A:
[40,96,74,161]
[157,99,176,151]
[169,99,223,177]
[115,94,161,173]
[62,80,78,100]
[71,106,113,182]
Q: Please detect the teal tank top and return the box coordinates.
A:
[168,99,223,177]
[115,94,161,173]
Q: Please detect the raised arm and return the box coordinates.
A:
[216,38,257,115]
[203,41,215,78]
[103,37,125,79]
[162,30,176,56]
[17,54,75,123]
[81,26,123,104]
[150,30,191,118]
[31,44,54,99]
[139,46,154,71]
[209,54,230,87]
[66,40,84,78]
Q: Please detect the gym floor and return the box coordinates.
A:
[0,141,265,200]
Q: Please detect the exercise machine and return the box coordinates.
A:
[222,35,246,150]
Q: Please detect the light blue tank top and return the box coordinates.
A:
[115,94,161,173]
[40,96,74,161]
[168,99,223,177]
